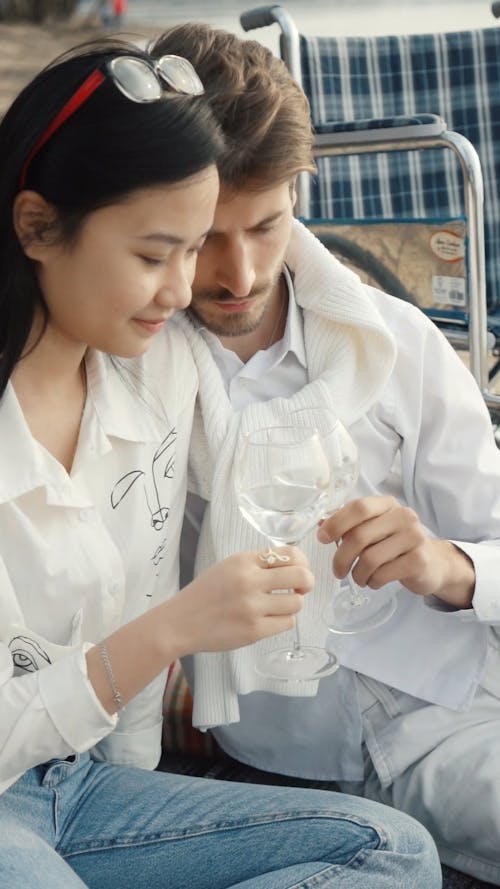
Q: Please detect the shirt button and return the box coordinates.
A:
[109,580,121,595]
[79,508,93,522]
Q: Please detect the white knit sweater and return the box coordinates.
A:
[174,220,398,727]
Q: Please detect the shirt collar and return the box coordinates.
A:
[280,265,307,369]
[0,382,60,504]
[85,345,169,445]
[195,265,307,374]
[0,347,167,506]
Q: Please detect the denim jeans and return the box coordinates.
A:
[348,678,500,885]
[0,753,441,889]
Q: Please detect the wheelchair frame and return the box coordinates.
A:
[240,5,500,414]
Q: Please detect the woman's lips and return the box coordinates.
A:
[133,318,167,334]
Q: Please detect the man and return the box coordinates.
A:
[151,24,500,885]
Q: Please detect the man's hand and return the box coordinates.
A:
[317,496,475,609]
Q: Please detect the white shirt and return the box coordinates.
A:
[0,326,197,796]
[181,267,306,587]
[198,266,307,409]
[178,219,500,780]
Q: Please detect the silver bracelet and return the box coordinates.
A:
[99,642,123,710]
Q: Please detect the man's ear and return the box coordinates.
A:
[13,191,58,261]
[289,178,298,208]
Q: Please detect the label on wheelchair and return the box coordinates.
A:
[429,230,465,262]
[432,276,466,308]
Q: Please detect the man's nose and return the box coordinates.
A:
[217,240,256,298]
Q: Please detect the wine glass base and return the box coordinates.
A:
[255,646,339,681]
[327,589,398,635]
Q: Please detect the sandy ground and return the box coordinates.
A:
[0,18,159,116]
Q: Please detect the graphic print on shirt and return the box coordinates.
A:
[9,634,51,673]
[110,428,176,578]
[111,428,176,529]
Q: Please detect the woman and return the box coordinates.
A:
[0,38,441,889]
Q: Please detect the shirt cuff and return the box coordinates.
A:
[428,541,500,623]
[38,643,117,752]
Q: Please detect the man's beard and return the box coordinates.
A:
[188,277,280,338]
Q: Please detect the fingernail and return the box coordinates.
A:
[317,527,330,543]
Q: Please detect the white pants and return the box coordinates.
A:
[341,676,500,885]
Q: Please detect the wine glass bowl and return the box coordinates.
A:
[238,463,329,548]
[234,424,339,681]
[287,407,398,634]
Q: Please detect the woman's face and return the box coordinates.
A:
[33,167,219,357]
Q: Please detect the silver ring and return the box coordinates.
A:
[259,548,291,567]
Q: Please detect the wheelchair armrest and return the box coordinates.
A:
[314,114,448,147]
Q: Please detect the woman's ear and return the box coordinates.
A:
[13,191,57,260]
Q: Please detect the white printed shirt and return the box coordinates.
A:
[0,325,196,795]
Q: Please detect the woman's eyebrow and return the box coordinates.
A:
[139,233,184,245]
[139,228,212,245]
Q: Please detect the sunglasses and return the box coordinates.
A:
[19,54,205,190]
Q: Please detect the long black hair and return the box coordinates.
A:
[0,38,224,398]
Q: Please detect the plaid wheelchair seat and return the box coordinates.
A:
[300,27,500,312]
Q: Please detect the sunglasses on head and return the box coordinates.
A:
[19,54,205,190]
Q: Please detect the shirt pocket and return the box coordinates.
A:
[350,411,403,496]
[4,612,83,677]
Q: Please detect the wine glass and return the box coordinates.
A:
[289,407,398,634]
[234,424,339,681]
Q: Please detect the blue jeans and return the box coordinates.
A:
[0,753,440,889]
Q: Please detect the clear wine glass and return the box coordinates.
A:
[289,407,398,634]
[234,424,339,681]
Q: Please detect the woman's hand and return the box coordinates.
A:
[88,547,312,714]
[166,546,314,657]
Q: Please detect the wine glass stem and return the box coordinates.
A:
[328,520,369,608]
[346,573,369,608]
[291,617,303,657]
[271,537,305,661]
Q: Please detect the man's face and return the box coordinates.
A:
[189,181,295,339]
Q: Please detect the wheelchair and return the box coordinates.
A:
[241,3,500,422]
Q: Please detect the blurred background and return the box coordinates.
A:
[1,1,496,114]
[82,0,497,43]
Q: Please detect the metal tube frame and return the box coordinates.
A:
[313,131,490,399]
